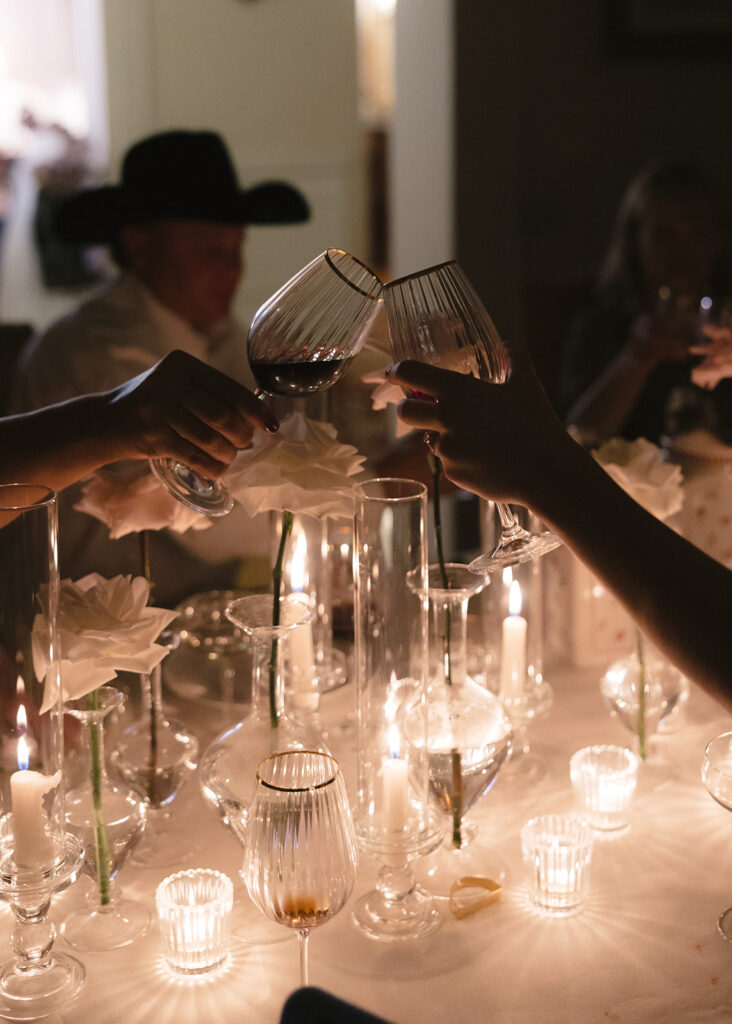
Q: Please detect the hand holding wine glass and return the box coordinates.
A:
[242,750,358,986]
[383,260,560,571]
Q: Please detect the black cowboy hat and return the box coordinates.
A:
[55,130,310,244]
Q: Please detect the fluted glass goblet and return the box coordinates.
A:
[702,731,732,941]
[151,249,382,515]
[383,260,560,572]
[242,750,358,987]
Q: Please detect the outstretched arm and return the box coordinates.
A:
[0,349,279,493]
[389,351,732,707]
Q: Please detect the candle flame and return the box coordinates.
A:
[502,567,513,588]
[17,733,30,772]
[509,579,522,616]
[15,674,25,696]
[16,704,28,731]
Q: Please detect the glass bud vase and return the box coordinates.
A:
[405,564,513,899]
[111,638,199,868]
[62,686,149,951]
[600,631,685,761]
[352,479,445,943]
[0,484,86,1020]
[199,592,327,944]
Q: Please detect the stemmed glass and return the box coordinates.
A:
[151,248,383,514]
[702,731,732,941]
[383,260,561,571]
[242,750,358,986]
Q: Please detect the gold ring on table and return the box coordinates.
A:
[448,875,502,920]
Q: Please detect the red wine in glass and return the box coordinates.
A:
[250,357,349,397]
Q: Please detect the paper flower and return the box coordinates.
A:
[593,438,683,522]
[362,368,413,438]
[691,326,732,390]
[225,411,366,520]
[35,572,178,711]
[75,465,212,538]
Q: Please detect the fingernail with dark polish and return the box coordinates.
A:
[265,420,280,434]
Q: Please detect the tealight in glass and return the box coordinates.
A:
[521,814,593,915]
[156,869,233,975]
[570,745,640,831]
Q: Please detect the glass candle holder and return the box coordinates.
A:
[570,745,640,831]
[156,868,233,975]
[521,814,593,915]
[0,484,85,1018]
[352,479,444,942]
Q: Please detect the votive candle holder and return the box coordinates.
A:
[570,745,640,831]
[521,814,593,915]
[156,869,233,974]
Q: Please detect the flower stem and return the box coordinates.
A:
[450,748,464,848]
[270,510,294,729]
[87,689,112,906]
[427,452,452,685]
[140,529,158,802]
[635,628,647,760]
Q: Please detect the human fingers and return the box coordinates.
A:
[387,359,474,400]
[177,356,279,436]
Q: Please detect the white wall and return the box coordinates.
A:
[101,0,366,321]
[389,0,454,279]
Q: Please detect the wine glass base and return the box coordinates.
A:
[469,530,561,573]
[61,898,151,951]
[415,838,510,900]
[150,458,233,517]
[717,907,732,941]
[0,951,85,1020]
[351,886,442,944]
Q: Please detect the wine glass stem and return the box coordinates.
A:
[297,929,310,987]
[496,502,520,534]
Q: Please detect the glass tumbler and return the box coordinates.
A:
[521,814,593,915]
[156,869,233,975]
[570,745,640,831]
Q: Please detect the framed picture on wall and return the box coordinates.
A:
[605,0,732,55]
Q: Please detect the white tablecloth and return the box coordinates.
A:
[4,660,731,1024]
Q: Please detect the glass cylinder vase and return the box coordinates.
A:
[352,478,445,942]
[0,484,85,1019]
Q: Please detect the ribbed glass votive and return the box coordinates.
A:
[570,745,640,831]
[521,815,593,915]
[156,869,233,974]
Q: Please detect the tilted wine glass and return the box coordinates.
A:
[702,731,732,941]
[383,260,561,572]
[151,248,383,515]
[242,750,358,987]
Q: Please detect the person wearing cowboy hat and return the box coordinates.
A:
[10,129,309,605]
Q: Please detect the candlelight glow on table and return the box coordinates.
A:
[570,745,640,831]
[701,731,732,941]
[521,815,593,915]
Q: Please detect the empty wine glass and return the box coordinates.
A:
[151,249,383,515]
[702,731,732,941]
[383,260,561,572]
[242,750,357,986]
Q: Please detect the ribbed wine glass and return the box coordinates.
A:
[151,248,383,515]
[242,750,357,986]
[383,260,560,572]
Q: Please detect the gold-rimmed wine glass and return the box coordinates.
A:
[241,749,357,986]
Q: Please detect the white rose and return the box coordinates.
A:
[225,412,366,520]
[36,573,178,711]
